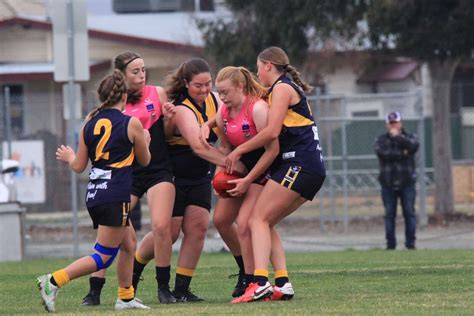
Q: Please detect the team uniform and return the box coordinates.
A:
[123,85,174,198]
[167,92,219,216]
[83,108,135,228]
[267,75,326,200]
[221,98,268,184]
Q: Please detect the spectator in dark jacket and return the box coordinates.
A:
[374,112,419,250]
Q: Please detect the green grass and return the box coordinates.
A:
[3,250,474,315]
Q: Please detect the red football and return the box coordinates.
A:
[212,171,243,196]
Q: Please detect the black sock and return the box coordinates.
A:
[133,258,147,279]
[254,275,268,286]
[175,273,192,291]
[233,255,245,274]
[155,266,171,289]
[245,274,254,284]
[275,276,289,287]
[89,277,105,295]
[50,276,58,286]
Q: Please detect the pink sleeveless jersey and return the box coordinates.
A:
[221,98,259,147]
[123,85,161,130]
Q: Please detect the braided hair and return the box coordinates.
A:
[85,69,127,122]
[258,46,313,92]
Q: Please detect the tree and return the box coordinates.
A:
[366,0,474,215]
[198,0,367,69]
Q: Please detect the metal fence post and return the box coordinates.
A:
[4,86,12,158]
[416,88,428,228]
[341,97,349,231]
[314,87,326,233]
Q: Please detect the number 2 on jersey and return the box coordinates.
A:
[94,118,112,161]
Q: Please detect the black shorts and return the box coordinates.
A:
[132,169,174,198]
[271,163,325,201]
[173,181,211,217]
[87,202,131,229]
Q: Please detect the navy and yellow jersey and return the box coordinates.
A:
[167,92,219,183]
[268,75,326,177]
[83,109,134,207]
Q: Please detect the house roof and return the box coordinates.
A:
[358,61,419,83]
[0,16,202,54]
[0,60,110,82]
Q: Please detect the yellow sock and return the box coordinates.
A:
[274,269,288,279]
[254,269,269,278]
[118,286,134,301]
[176,266,194,277]
[135,252,150,265]
[52,269,70,288]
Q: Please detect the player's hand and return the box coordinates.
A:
[227,177,251,197]
[226,149,242,174]
[162,102,176,119]
[56,145,76,164]
[199,123,211,149]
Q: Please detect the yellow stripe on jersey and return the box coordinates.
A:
[167,93,218,146]
[283,108,314,127]
[280,166,301,189]
[108,150,134,168]
[268,88,314,128]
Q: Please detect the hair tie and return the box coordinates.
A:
[283,64,289,70]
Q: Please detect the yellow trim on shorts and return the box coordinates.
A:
[280,166,301,189]
[122,202,129,227]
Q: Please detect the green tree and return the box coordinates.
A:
[366,0,474,215]
[198,0,366,69]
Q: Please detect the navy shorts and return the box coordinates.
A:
[132,169,174,198]
[173,181,211,217]
[271,163,325,201]
[87,201,131,229]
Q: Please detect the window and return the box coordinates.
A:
[2,85,24,138]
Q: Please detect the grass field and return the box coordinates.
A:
[3,250,474,315]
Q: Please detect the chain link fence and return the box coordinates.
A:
[307,86,474,231]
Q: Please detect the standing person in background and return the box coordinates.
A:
[82,51,177,305]
[225,47,326,302]
[132,58,246,302]
[37,70,151,312]
[375,111,419,250]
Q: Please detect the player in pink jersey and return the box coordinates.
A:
[209,66,290,302]
[82,52,178,305]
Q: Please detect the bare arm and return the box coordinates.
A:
[56,127,89,173]
[129,117,151,166]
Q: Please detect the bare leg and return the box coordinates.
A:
[213,197,242,255]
